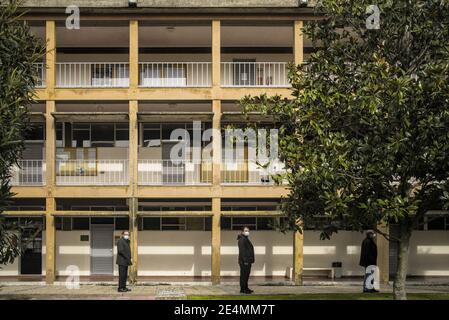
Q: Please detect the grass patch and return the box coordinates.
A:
[188,293,449,300]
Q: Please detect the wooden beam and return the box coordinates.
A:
[138,211,213,217]
[51,112,129,122]
[2,211,45,216]
[377,223,390,284]
[129,20,139,90]
[51,211,129,216]
[211,197,221,285]
[212,20,221,88]
[221,210,284,216]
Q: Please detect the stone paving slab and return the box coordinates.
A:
[0,283,448,299]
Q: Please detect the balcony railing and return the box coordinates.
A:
[221,62,290,87]
[10,160,45,186]
[56,160,129,185]
[56,63,129,88]
[35,63,46,88]
[138,160,212,185]
[139,62,211,87]
[221,161,286,185]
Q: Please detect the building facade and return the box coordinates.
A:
[1,1,448,284]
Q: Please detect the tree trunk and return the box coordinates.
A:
[393,220,412,300]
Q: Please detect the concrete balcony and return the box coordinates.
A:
[221,62,290,88]
[56,63,129,88]
[138,160,212,186]
[56,159,129,186]
[221,160,286,185]
[35,63,46,88]
[139,62,211,87]
[10,160,46,186]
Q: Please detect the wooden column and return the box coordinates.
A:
[293,220,304,285]
[129,20,139,90]
[211,197,221,285]
[212,20,221,88]
[377,224,390,284]
[45,21,56,95]
[128,100,138,283]
[292,20,305,286]
[212,100,222,187]
[293,20,304,65]
[45,100,56,284]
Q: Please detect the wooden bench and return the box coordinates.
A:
[286,267,335,280]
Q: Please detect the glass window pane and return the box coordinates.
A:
[91,124,114,143]
[72,218,90,230]
[143,217,160,230]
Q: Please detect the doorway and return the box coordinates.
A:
[20,219,43,275]
[90,224,114,275]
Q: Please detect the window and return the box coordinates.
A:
[221,217,277,231]
[91,124,114,147]
[72,218,89,230]
[141,217,161,230]
[115,217,129,230]
[25,123,45,141]
[427,216,447,230]
[73,124,90,147]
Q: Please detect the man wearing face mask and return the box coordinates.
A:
[116,231,132,292]
[359,230,379,293]
[237,226,255,294]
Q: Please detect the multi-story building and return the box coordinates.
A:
[1,1,448,284]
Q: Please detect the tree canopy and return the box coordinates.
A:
[0,0,45,265]
[241,0,449,299]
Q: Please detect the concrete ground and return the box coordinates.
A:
[1,280,448,300]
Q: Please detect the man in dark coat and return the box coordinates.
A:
[116,231,132,292]
[237,226,255,294]
[359,230,378,293]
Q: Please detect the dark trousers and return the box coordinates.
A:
[239,263,252,291]
[118,265,128,289]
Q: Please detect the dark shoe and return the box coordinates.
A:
[246,288,254,293]
[125,288,131,292]
[243,289,253,294]
[118,288,127,292]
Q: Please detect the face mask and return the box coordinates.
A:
[123,235,129,240]
[243,231,250,237]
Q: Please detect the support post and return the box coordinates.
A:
[212,100,222,187]
[293,220,304,285]
[129,20,139,90]
[128,100,138,283]
[377,223,390,284]
[211,198,221,285]
[45,100,56,284]
[212,20,221,88]
[45,21,56,95]
[294,20,304,65]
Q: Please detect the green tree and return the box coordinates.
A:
[241,0,449,300]
[0,0,44,265]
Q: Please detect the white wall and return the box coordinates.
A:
[1,230,448,277]
[55,231,91,276]
[408,231,449,276]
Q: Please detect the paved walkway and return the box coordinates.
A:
[1,282,448,299]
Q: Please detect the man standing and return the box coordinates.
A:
[116,230,132,292]
[359,230,379,293]
[237,226,255,294]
